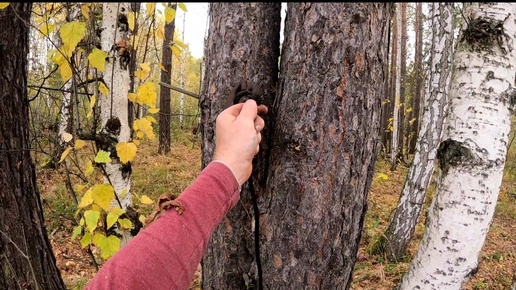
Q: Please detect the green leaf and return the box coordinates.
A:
[91,184,115,211]
[84,209,100,233]
[80,232,92,248]
[88,48,108,72]
[106,208,125,229]
[95,150,112,163]
[93,233,120,259]
[71,225,82,240]
[118,218,132,229]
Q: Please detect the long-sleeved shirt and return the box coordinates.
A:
[85,161,240,290]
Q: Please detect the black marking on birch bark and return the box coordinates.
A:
[436,139,475,175]
[501,86,516,111]
[460,17,508,53]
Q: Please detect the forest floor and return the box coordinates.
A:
[38,131,516,290]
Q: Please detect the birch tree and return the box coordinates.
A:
[99,3,134,244]
[399,3,516,289]
[380,2,455,262]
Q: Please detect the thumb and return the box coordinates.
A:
[237,99,258,120]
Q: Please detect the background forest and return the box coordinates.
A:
[1,2,516,290]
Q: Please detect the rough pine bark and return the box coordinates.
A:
[260,3,391,289]
[158,2,176,155]
[399,3,516,289]
[381,2,455,262]
[200,3,281,289]
[408,2,424,154]
[0,3,66,290]
[397,3,407,163]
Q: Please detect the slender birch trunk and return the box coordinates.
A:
[100,3,133,244]
[390,3,402,170]
[381,2,455,262]
[399,3,516,289]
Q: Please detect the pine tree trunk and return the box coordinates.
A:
[260,3,391,289]
[409,3,424,154]
[399,3,516,289]
[381,2,455,262]
[158,2,176,155]
[0,3,66,289]
[397,3,407,163]
[200,3,282,289]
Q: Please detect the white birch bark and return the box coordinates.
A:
[100,3,132,244]
[398,3,516,289]
[383,2,455,261]
[390,3,402,169]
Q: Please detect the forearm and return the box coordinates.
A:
[85,161,240,290]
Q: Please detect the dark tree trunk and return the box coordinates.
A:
[158,2,177,155]
[380,15,392,157]
[387,11,398,157]
[409,3,424,154]
[0,3,66,290]
[200,3,281,289]
[261,3,391,289]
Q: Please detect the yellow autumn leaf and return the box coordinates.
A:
[145,115,157,124]
[74,139,87,150]
[85,161,94,176]
[128,11,136,31]
[140,63,151,72]
[128,93,138,102]
[134,69,149,80]
[155,25,164,40]
[148,108,159,114]
[74,184,87,193]
[84,209,100,233]
[0,3,9,9]
[146,3,155,16]
[133,118,155,140]
[59,146,73,163]
[99,82,109,96]
[171,45,182,59]
[71,225,82,240]
[59,61,72,82]
[81,4,90,20]
[94,150,112,163]
[136,82,157,107]
[87,94,96,118]
[60,21,87,57]
[40,23,55,37]
[116,142,137,164]
[178,2,187,12]
[158,62,167,72]
[78,188,94,208]
[91,183,115,211]
[88,48,108,72]
[140,195,154,205]
[62,132,73,142]
[165,6,176,24]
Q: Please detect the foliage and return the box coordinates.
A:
[26,2,200,261]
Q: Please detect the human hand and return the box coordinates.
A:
[213,99,268,186]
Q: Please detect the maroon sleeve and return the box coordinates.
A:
[84,161,240,290]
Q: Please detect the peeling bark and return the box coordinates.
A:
[381,2,455,262]
[399,3,516,289]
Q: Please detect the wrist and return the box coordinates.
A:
[211,160,246,187]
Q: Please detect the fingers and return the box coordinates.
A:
[238,99,259,120]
